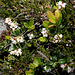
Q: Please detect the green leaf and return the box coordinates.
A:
[49,19,56,24]
[52,56,57,62]
[28,43,32,47]
[49,61,53,65]
[54,6,58,9]
[27,25,35,31]
[63,65,68,70]
[8,55,15,61]
[47,11,56,24]
[52,63,56,68]
[47,11,55,19]
[24,20,34,28]
[58,11,62,25]
[43,21,50,28]
[39,37,46,42]
[0,1,6,6]
[15,29,21,35]
[29,63,35,69]
[24,22,29,28]
[29,20,34,26]
[26,69,34,75]
[33,57,41,67]
[5,36,10,40]
[58,59,66,64]
[66,57,71,63]
[43,21,52,29]
[55,9,60,19]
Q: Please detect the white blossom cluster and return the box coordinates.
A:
[41,28,48,37]
[56,1,67,9]
[60,64,73,73]
[52,34,63,43]
[27,33,34,39]
[9,36,24,56]
[5,18,20,31]
[9,48,22,56]
[11,36,24,44]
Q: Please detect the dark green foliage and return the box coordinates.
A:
[0,0,75,75]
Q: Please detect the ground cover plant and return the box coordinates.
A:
[0,0,75,75]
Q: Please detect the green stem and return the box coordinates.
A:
[17,42,22,49]
[55,68,60,75]
[15,44,19,49]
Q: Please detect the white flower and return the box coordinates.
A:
[5,18,12,25]
[56,1,67,9]
[17,36,24,43]
[54,34,63,40]
[41,28,48,37]
[62,3,67,8]
[68,40,71,43]
[53,34,63,43]
[41,28,47,33]
[10,50,16,55]
[59,34,63,38]
[67,66,73,73]
[43,66,51,72]
[57,1,62,6]
[15,49,22,56]
[10,22,18,31]
[43,33,48,37]
[10,48,22,56]
[27,33,34,39]
[11,37,17,44]
[66,44,68,46]
[60,64,67,69]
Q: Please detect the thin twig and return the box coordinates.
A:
[37,50,50,61]
[4,43,11,49]
[15,12,25,19]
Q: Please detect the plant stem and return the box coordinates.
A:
[55,68,60,75]
[37,50,50,61]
